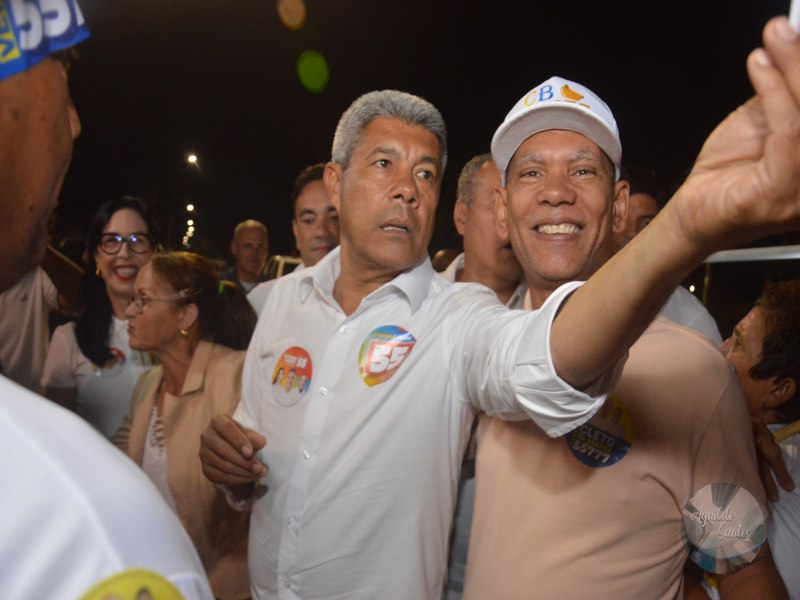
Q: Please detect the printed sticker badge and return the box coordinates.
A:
[358,325,416,386]
[272,346,312,407]
[682,482,766,574]
[80,568,183,600]
[92,347,127,378]
[566,397,632,467]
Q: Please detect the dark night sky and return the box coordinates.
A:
[56,0,793,264]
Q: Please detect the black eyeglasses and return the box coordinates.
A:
[99,232,152,255]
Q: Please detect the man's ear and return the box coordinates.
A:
[454,200,467,236]
[767,377,797,409]
[229,240,238,258]
[324,162,343,214]
[495,186,511,243]
[611,179,630,235]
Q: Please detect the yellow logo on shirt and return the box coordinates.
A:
[80,568,185,600]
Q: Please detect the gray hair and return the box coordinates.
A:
[331,90,447,173]
[232,219,268,241]
[456,153,493,207]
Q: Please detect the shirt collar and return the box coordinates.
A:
[507,280,528,309]
[440,253,465,283]
[298,246,434,314]
[180,339,214,395]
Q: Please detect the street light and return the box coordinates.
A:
[186,204,195,212]
[187,153,198,165]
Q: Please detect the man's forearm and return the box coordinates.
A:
[549,201,700,391]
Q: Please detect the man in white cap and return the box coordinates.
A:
[201,15,800,598]
[0,2,213,597]
[463,75,786,597]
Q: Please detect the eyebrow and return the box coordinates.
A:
[298,206,337,218]
[514,150,603,165]
[366,146,441,169]
[733,325,749,350]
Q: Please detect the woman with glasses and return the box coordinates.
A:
[113,251,256,600]
[42,197,157,438]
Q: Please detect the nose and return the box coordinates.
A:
[719,336,732,357]
[538,172,576,206]
[391,169,419,207]
[124,298,138,319]
[117,239,132,258]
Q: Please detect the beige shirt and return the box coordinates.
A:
[464,317,767,600]
[114,341,250,600]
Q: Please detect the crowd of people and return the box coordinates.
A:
[3,1,800,599]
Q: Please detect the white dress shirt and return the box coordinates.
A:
[236,247,619,599]
[440,252,527,310]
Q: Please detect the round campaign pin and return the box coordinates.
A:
[565,396,632,467]
[79,568,184,600]
[682,482,766,574]
[271,346,313,407]
[358,325,416,387]
[92,347,127,378]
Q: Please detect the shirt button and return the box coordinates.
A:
[287,515,295,526]
[302,450,311,460]
[283,579,291,589]
[339,325,347,333]
[319,386,328,396]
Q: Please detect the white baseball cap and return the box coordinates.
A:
[491,76,621,182]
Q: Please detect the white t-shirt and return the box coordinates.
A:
[41,317,156,438]
[0,267,58,391]
[236,247,619,599]
[0,375,213,600]
[768,426,800,599]
[660,285,723,346]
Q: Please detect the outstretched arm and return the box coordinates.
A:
[551,17,800,390]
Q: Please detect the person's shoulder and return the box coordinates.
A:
[207,343,246,376]
[208,342,246,363]
[631,317,732,384]
[50,320,77,344]
[0,376,212,598]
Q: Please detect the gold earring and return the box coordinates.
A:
[180,328,189,338]
[95,266,101,276]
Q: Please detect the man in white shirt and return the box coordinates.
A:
[442,153,526,600]
[249,163,340,314]
[0,2,213,597]
[200,21,800,597]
